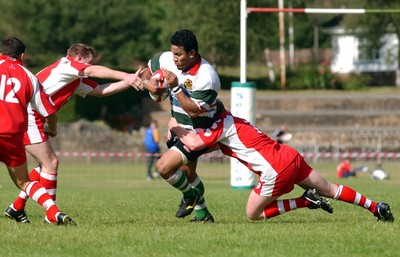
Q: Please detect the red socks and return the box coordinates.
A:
[334,184,377,213]
[25,181,59,222]
[12,167,58,210]
[263,197,306,219]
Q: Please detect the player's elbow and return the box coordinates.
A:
[88,91,105,98]
[186,107,202,118]
[187,111,199,118]
[88,87,108,97]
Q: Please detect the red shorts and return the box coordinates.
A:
[0,134,27,167]
[254,153,312,197]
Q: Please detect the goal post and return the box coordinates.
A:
[229,0,257,190]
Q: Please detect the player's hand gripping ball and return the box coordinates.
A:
[149,70,170,102]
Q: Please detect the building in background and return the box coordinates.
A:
[330,27,399,85]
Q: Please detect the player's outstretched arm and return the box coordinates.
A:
[88,80,130,97]
[83,65,141,88]
[88,67,148,96]
[168,118,206,151]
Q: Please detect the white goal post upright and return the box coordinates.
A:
[230,0,258,190]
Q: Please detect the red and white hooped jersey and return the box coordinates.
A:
[25,56,98,144]
[0,55,55,135]
[36,55,98,111]
[198,110,298,177]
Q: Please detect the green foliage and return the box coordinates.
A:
[1,0,399,128]
[286,65,317,89]
[286,63,340,90]
[57,95,81,122]
[0,161,399,257]
[150,0,241,66]
[1,0,398,71]
[75,88,146,131]
[218,64,280,90]
[0,0,331,69]
[339,73,371,90]
[4,0,153,67]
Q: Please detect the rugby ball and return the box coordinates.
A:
[149,70,169,102]
[280,133,292,143]
[370,169,390,180]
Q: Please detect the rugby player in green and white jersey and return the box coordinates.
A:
[141,29,220,222]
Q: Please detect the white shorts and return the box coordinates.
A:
[24,106,48,145]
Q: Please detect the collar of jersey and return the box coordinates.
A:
[0,54,22,64]
[183,54,201,75]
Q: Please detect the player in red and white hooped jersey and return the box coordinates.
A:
[0,37,75,225]
[6,43,162,223]
[168,100,394,222]
[0,56,54,136]
[26,44,144,145]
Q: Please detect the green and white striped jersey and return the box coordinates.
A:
[148,51,221,131]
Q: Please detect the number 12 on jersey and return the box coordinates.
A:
[0,74,20,103]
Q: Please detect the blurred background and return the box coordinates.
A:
[2,0,400,165]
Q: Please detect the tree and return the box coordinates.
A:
[147,0,241,66]
[0,0,157,68]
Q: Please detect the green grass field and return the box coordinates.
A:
[0,161,399,257]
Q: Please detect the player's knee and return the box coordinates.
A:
[246,210,259,221]
[155,160,165,174]
[42,155,59,174]
[246,205,260,220]
[50,156,59,172]
[156,159,175,178]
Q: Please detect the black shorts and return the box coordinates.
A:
[166,130,209,162]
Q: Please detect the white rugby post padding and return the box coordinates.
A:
[230,82,257,189]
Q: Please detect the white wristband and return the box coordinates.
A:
[172,86,182,94]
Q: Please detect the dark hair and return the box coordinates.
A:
[170,29,198,55]
[67,43,96,58]
[1,37,25,59]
